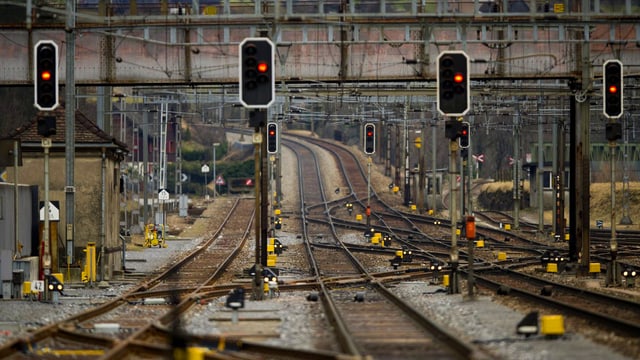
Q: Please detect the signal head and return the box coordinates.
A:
[364,123,376,154]
[437,51,470,116]
[239,38,275,108]
[34,41,59,111]
[267,122,278,153]
[603,60,623,119]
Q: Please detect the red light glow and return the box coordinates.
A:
[41,71,52,81]
[608,85,618,94]
[453,73,464,83]
[257,62,268,73]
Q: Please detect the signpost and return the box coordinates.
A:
[201,164,210,199]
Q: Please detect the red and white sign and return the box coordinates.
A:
[472,154,485,163]
[215,175,226,185]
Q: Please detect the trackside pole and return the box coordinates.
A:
[449,138,460,294]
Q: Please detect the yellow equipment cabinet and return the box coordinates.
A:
[144,224,167,248]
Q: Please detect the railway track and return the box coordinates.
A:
[474,267,640,336]
[286,133,640,357]
[285,135,481,359]
[0,198,255,359]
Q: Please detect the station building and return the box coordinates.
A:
[0,105,127,296]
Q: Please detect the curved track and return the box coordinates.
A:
[285,135,479,359]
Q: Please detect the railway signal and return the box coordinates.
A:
[267,122,278,153]
[603,60,623,119]
[458,121,470,148]
[364,123,375,154]
[34,40,59,111]
[437,51,470,116]
[239,38,275,108]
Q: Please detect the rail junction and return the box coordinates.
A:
[1,1,640,359]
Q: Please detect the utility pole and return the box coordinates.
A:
[65,0,76,268]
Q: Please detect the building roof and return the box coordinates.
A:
[1,104,128,152]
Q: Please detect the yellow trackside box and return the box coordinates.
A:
[443,274,450,287]
[497,252,507,261]
[589,263,601,273]
[476,239,485,248]
[356,214,363,221]
[540,315,565,336]
[546,263,558,273]
[23,281,32,296]
[275,208,281,216]
[504,224,511,231]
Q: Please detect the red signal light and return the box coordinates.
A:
[257,62,268,73]
[453,73,464,83]
[41,70,52,81]
[608,85,618,94]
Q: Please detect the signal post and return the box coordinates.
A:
[438,51,470,294]
[364,123,375,226]
[603,60,624,286]
[239,37,275,300]
[34,40,59,301]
